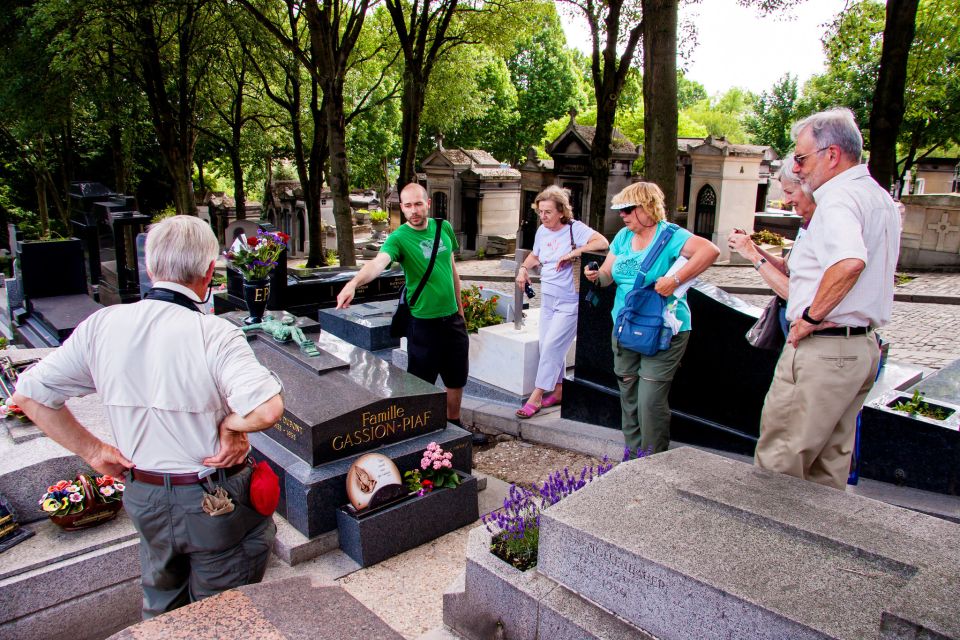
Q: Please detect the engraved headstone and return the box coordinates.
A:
[226,310,473,538]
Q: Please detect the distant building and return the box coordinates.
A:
[421,135,521,251]
[913,157,960,195]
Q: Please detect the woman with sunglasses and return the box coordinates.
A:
[515,186,609,418]
[584,182,719,455]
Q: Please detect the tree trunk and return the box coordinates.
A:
[326,82,355,267]
[110,122,127,193]
[642,0,679,218]
[588,102,616,233]
[868,0,919,193]
[35,174,49,237]
[397,69,426,190]
[231,150,246,221]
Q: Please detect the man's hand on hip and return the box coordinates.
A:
[88,442,134,477]
[202,425,250,468]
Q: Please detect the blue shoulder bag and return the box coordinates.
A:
[614,224,679,356]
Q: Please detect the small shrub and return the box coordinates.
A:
[891,390,952,421]
[151,205,177,223]
[750,229,784,246]
[324,249,338,266]
[460,285,502,332]
[476,247,486,260]
[369,209,388,224]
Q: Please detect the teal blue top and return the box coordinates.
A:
[609,222,694,331]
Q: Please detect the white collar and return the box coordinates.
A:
[813,163,870,202]
[153,281,203,303]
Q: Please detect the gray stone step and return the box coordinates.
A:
[108,577,403,640]
[444,526,654,640]
[537,448,960,640]
[0,512,141,639]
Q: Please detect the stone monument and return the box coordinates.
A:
[445,448,960,639]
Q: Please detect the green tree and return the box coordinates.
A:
[745,73,798,156]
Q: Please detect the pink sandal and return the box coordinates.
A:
[541,394,561,408]
[516,402,542,419]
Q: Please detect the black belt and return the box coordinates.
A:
[812,326,870,337]
[131,463,247,486]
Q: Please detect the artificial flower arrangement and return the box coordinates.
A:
[223,229,289,281]
[39,473,125,531]
[0,398,28,422]
[404,442,461,496]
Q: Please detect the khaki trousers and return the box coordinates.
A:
[755,331,879,490]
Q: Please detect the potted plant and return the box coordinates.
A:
[888,390,955,421]
[460,285,503,333]
[223,229,288,324]
[337,441,478,567]
[369,209,388,232]
[481,449,652,570]
[39,473,125,531]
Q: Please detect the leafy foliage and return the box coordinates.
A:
[745,73,799,156]
[460,285,503,333]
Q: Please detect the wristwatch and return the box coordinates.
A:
[801,306,823,325]
[673,274,681,286]
[754,258,767,270]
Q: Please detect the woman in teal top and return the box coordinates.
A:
[584,182,719,455]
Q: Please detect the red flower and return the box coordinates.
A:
[96,475,115,487]
[421,479,434,493]
[247,236,260,247]
[277,232,290,243]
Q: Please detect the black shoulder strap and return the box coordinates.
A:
[568,220,575,249]
[633,223,679,287]
[408,219,444,306]
[143,287,202,313]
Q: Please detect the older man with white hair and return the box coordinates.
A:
[754,108,901,490]
[13,215,284,618]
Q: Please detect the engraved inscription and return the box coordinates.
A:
[273,415,304,442]
[331,405,433,451]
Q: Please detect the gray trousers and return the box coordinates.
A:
[123,466,276,618]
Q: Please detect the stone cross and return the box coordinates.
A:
[927,212,960,252]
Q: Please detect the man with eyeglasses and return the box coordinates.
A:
[754,107,901,490]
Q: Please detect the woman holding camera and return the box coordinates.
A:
[584,182,719,454]
[515,186,609,418]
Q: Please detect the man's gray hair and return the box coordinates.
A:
[146,215,220,283]
[791,108,863,161]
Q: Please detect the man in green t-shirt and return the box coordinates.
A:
[337,183,469,427]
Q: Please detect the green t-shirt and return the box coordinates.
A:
[381,218,460,319]
[609,221,694,331]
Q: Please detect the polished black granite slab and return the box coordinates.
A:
[318,300,400,352]
[563,253,779,456]
[222,311,446,466]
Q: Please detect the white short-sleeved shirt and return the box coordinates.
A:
[533,220,596,300]
[15,282,282,472]
[785,164,901,327]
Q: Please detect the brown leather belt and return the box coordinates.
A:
[131,463,247,486]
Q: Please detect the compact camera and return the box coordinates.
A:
[524,282,536,299]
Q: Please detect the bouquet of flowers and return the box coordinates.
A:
[404,442,461,495]
[0,398,28,422]
[223,229,289,281]
[460,285,503,333]
[39,474,124,518]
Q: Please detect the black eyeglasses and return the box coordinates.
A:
[793,146,831,167]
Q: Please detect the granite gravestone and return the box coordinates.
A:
[861,358,960,494]
[318,300,400,352]
[562,251,780,455]
[215,260,406,320]
[445,448,960,640]
[225,311,472,538]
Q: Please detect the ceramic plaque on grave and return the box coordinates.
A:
[345,453,405,511]
[224,311,446,466]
